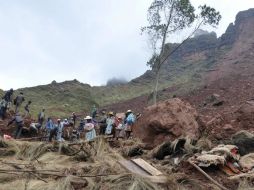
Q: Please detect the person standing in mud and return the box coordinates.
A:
[45,117,54,141]
[7,112,24,139]
[0,100,8,120]
[91,105,97,119]
[24,101,32,117]
[49,119,59,142]
[98,110,107,135]
[0,89,14,120]
[14,92,25,113]
[84,116,96,141]
[38,108,45,126]
[2,88,13,103]
[72,112,77,127]
[124,110,135,139]
[105,112,115,135]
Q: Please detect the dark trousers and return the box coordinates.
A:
[99,124,106,135]
[49,128,57,142]
[14,123,23,139]
[0,107,6,119]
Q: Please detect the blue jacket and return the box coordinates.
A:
[126,113,135,125]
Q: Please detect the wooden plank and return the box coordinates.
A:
[119,159,150,176]
[131,158,163,176]
[118,159,168,184]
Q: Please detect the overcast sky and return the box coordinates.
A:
[0,0,254,90]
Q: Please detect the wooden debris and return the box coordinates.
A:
[119,159,168,184]
[132,158,163,176]
[188,160,229,190]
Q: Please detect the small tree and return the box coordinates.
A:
[141,0,221,105]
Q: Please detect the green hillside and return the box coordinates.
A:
[13,80,97,117]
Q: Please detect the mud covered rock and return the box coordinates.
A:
[231,130,254,156]
[133,98,200,147]
[236,101,254,129]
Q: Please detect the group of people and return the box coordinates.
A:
[0,89,46,139]
[97,110,136,140]
[0,89,33,119]
[45,109,137,142]
[0,88,137,142]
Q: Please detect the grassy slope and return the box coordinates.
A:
[14,80,97,118]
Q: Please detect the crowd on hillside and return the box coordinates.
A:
[0,88,138,141]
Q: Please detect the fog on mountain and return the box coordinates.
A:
[106,77,128,86]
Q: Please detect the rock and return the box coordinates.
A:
[133,98,200,147]
[127,146,143,157]
[204,94,224,107]
[223,124,234,131]
[231,130,254,156]
[151,142,172,160]
[236,101,254,129]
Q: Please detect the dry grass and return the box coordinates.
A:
[0,137,165,190]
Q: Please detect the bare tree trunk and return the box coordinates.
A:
[153,69,160,105]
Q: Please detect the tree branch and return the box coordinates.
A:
[159,20,204,66]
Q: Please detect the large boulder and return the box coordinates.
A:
[133,98,200,147]
[235,100,254,129]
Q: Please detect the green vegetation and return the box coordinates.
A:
[14,81,97,118]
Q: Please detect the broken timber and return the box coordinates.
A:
[188,160,229,190]
[119,158,168,184]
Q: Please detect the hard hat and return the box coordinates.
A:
[126,110,132,113]
[108,111,114,115]
[84,116,92,120]
[64,119,68,122]
[57,119,61,122]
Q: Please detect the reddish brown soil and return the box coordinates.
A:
[133,98,200,147]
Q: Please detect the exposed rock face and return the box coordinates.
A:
[133,98,200,147]
[220,8,254,47]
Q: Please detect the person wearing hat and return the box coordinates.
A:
[7,112,24,139]
[115,116,125,140]
[124,110,135,139]
[84,116,96,141]
[105,112,115,135]
[14,92,25,113]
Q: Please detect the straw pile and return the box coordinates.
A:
[0,137,163,190]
